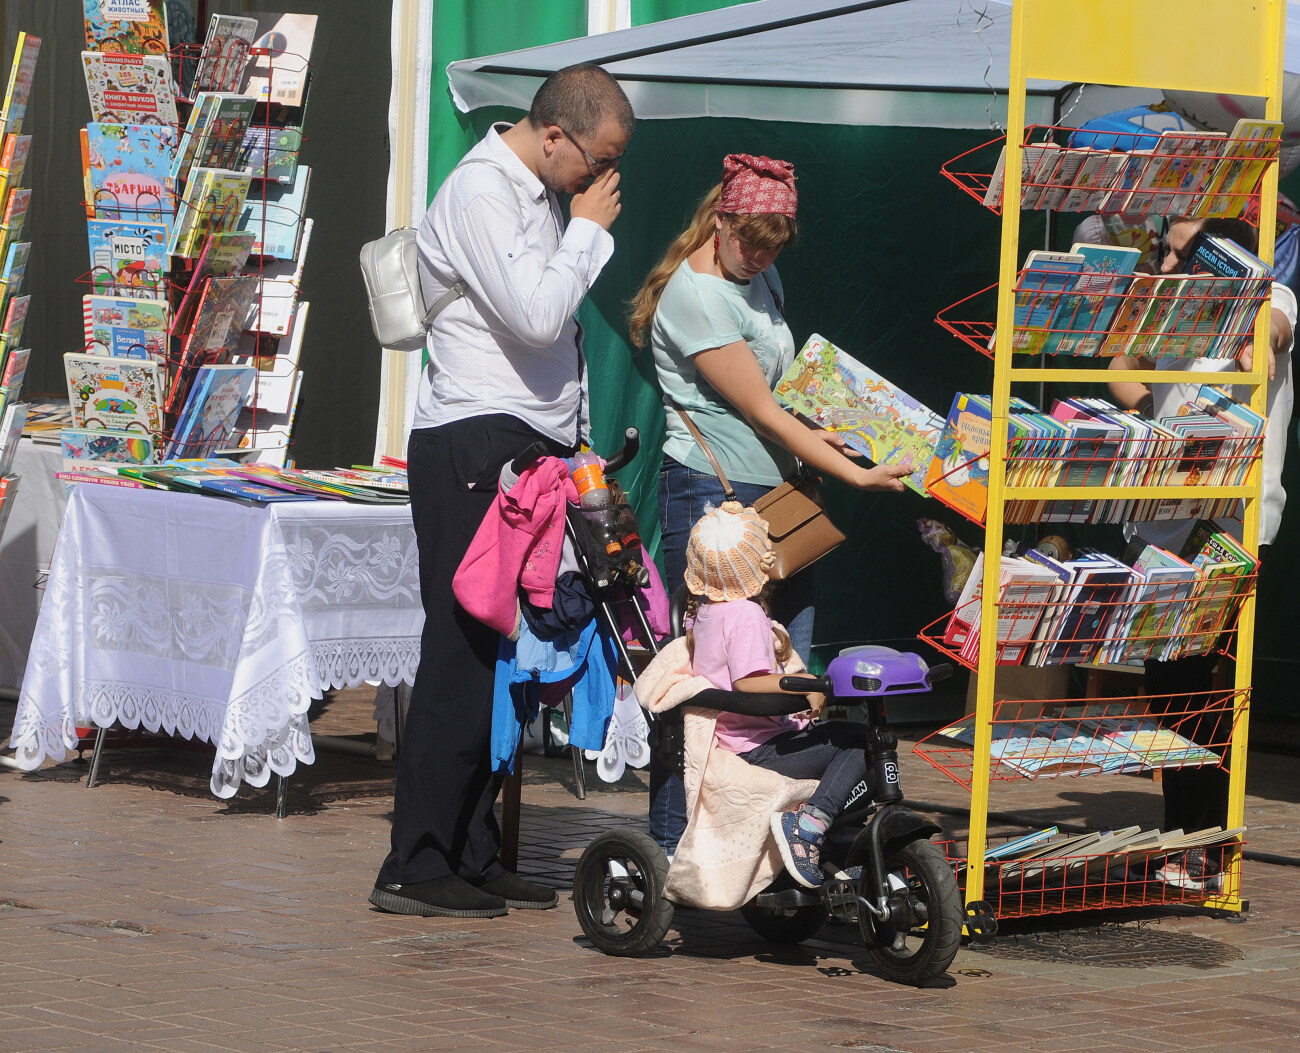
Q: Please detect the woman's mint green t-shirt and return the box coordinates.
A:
[651,260,797,487]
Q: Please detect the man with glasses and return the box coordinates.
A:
[371,63,634,920]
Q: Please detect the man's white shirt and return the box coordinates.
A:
[414,123,613,445]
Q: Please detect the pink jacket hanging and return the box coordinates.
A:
[453,457,577,636]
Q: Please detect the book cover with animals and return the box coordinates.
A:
[83,0,169,55]
[64,352,164,435]
[82,52,177,127]
[774,333,943,496]
[85,123,176,222]
[87,218,168,298]
[60,427,157,471]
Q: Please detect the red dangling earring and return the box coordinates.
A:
[713,231,720,266]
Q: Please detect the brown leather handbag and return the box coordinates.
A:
[673,405,846,580]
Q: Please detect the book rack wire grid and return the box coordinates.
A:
[939,123,1281,219]
[917,571,1257,672]
[913,691,1246,789]
[936,271,1271,361]
[919,0,1283,919]
[70,13,315,469]
[938,835,1241,921]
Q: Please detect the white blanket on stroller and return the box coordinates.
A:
[634,635,818,911]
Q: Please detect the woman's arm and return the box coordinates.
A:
[692,340,909,491]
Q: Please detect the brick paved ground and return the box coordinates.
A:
[2,689,1298,1053]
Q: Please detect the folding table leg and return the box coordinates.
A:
[85,725,109,788]
[276,775,288,819]
[562,693,586,800]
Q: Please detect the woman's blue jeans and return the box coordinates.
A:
[649,456,817,852]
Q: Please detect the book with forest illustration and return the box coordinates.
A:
[774,333,943,496]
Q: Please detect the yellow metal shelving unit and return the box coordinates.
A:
[962,0,1285,915]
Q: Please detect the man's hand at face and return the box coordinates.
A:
[570,169,622,231]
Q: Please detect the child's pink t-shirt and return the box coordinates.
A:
[690,597,808,755]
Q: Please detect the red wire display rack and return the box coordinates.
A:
[940,124,1281,220]
[913,691,1246,789]
[939,834,1241,919]
[936,268,1271,361]
[917,570,1257,672]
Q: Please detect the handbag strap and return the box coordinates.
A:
[670,401,739,503]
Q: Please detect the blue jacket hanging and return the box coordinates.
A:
[490,615,618,774]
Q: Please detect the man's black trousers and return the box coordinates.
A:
[378,414,573,885]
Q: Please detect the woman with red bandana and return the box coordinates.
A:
[628,154,908,853]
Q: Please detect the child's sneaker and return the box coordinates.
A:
[771,810,825,888]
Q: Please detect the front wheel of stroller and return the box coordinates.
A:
[862,839,962,986]
[740,873,829,944]
[573,829,673,956]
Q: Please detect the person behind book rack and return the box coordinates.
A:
[627,154,910,854]
[1107,215,1296,891]
[369,64,634,920]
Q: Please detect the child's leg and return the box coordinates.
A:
[740,722,869,824]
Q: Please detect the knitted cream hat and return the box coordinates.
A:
[684,501,774,602]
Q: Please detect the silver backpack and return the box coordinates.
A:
[358,159,520,352]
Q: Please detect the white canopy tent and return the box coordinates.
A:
[447,0,1164,131]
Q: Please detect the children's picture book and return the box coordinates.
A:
[83,0,169,55]
[239,300,309,413]
[87,219,168,299]
[169,167,252,258]
[1,33,41,139]
[1012,250,1084,353]
[64,353,164,435]
[84,122,177,222]
[170,230,255,337]
[185,274,259,360]
[2,292,30,345]
[247,218,311,335]
[925,392,992,522]
[193,13,259,94]
[774,333,943,496]
[1,133,32,186]
[172,93,258,185]
[1,240,30,293]
[60,427,157,471]
[165,364,256,460]
[1,187,32,251]
[82,293,169,360]
[1201,118,1285,219]
[1043,242,1141,357]
[237,165,310,259]
[0,474,20,539]
[241,13,318,108]
[82,52,178,127]
[238,125,304,184]
[0,400,29,477]
[0,346,30,397]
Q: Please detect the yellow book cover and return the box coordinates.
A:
[0,33,40,139]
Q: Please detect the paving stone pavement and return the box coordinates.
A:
[2,690,1299,1053]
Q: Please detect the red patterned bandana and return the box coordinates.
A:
[717,154,797,217]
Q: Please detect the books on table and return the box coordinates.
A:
[774,332,943,496]
[60,427,157,472]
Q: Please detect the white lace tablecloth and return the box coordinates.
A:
[7,485,422,798]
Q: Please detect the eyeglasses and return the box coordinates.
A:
[558,125,622,174]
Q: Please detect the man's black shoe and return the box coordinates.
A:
[478,871,559,910]
[369,875,508,918]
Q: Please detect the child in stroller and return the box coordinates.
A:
[681,500,870,889]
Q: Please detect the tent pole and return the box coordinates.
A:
[382,0,423,459]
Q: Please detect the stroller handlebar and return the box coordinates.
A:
[602,428,640,474]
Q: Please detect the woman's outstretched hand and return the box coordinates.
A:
[851,463,911,491]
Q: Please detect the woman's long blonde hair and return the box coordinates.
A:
[627,184,798,348]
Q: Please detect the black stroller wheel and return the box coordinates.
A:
[740,872,828,944]
[862,840,962,985]
[573,829,673,956]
